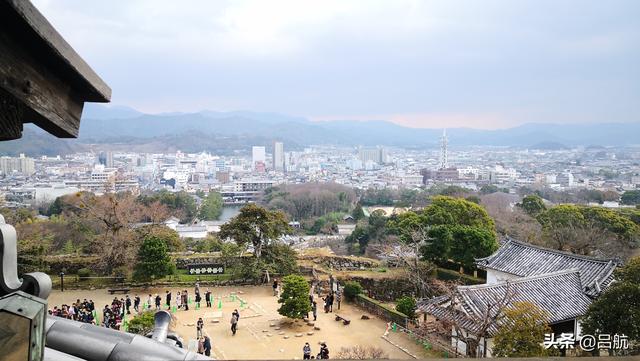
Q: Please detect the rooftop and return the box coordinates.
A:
[419,269,594,336]
[476,237,619,297]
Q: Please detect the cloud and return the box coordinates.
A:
[32,0,640,128]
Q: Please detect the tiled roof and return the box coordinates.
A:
[476,238,619,297]
[419,269,593,336]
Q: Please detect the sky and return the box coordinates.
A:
[33,0,640,129]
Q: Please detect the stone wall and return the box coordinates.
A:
[299,254,380,271]
[339,276,416,302]
[354,294,409,328]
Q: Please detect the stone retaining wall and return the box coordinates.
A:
[354,294,408,328]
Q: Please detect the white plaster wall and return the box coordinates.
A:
[486,269,519,284]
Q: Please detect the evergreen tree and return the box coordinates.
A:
[277,275,311,319]
[133,235,175,282]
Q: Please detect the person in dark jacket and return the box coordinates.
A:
[319,343,329,359]
[166,290,172,310]
[125,295,131,314]
[133,295,140,313]
[203,336,212,356]
[155,294,161,310]
[303,342,312,359]
[205,289,212,307]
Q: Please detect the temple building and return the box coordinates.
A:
[419,238,620,357]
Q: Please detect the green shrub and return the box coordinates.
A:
[343,281,363,301]
[395,296,417,319]
[128,311,156,335]
[77,268,92,280]
[112,265,130,280]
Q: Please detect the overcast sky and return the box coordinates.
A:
[33,0,639,129]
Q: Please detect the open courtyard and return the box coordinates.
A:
[48,285,433,359]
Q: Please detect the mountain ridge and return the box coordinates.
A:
[2,105,638,156]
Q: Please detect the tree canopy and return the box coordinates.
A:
[277,275,311,319]
[536,204,640,257]
[581,258,640,347]
[492,301,552,357]
[138,190,197,223]
[198,191,223,220]
[621,190,640,205]
[517,194,546,216]
[133,235,175,282]
[388,196,499,268]
[219,204,291,258]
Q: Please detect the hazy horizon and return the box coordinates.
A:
[34,0,640,129]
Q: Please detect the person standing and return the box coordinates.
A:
[273,279,278,296]
[335,290,341,310]
[230,312,238,335]
[133,295,140,313]
[155,294,161,310]
[197,317,204,338]
[320,343,329,359]
[303,342,312,360]
[195,281,200,296]
[176,291,182,310]
[203,335,212,357]
[183,290,189,311]
[312,301,317,321]
[147,294,153,310]
[165,290,172,310]
[323,295,330,313]
[125,295,131,315]
[195,292,201,308]
[328,292,334,313]
[197,337,204,355]
[205,289,212,308]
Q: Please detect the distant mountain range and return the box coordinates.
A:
[1,104,638,156]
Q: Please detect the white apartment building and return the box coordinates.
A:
[273,142,284,171]
[0,154,35,176]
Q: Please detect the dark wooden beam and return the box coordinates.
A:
[0,87,24,141]
[0,0,111,140]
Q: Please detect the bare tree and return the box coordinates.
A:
[376,225,436,298]
[434,280,515,358]
[543,221,626,258]
[336,345,388,359]
[70,192,145,273]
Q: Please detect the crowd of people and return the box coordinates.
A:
[48,280,339,358]
[48,298,96,324]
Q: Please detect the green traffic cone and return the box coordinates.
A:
[392,323,397,332]
[171,305,177,313]
[218,299,222,309]
[188,296,192,304]
[196,302,200,310]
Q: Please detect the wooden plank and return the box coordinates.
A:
[3,0,111,102]
[0,30,84,138]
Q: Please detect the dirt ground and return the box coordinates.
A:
[48,285,433,359]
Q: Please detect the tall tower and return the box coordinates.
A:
[273,141,284,171]
[439,129,448,169]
